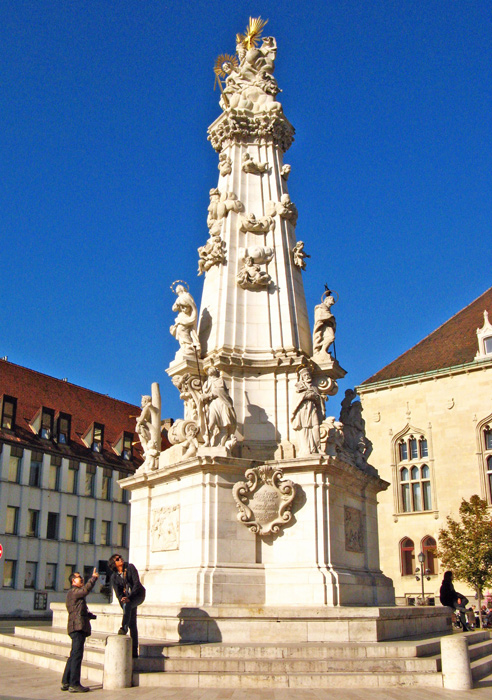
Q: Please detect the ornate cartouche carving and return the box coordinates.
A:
[232,465,296,536]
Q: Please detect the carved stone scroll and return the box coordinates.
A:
[232,465,296,536]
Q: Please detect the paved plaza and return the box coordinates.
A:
[1,654,491,700]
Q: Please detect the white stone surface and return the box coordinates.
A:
[103,634,132,689]
[441,634,473,690]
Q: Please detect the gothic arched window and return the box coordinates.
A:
[396,430,432,513]
[421,535,437,575]
[400,537,415,576]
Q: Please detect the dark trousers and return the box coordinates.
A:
[62,630,86,686]
[121,590,145,657]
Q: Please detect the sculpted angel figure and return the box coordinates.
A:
[239,213,274,234]
[281,164,291,180]
[292,241,310,271]
[291,368,326,455]
[218,152,232,176]
[313,292,336,358]
[201,367,237,448]
[170,285,201,355]
[207,189,243,228]
[237,256,271,290]
[198,232,226,275]
[242,152,269,174]
[277,194,298,226]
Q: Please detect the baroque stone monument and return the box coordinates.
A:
[117,18,448,643]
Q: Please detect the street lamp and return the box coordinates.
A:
[415,551,431,604]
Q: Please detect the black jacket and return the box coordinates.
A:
[110,563,145,607]
[66,576,97,635]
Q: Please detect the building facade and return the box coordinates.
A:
[357,287,492,604]
[0,360,142,615]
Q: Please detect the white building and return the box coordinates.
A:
[0,359,142,616]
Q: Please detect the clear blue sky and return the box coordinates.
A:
[1,1,490,419]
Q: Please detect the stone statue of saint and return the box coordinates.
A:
[291,368,325,455]
[339,389,373,468]
[170,284,201,355]
[313,292,336,358]
[135,384,162,472]
[201,367,237,448]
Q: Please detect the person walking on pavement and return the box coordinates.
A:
[61,568,99,693]
[108,553,146,658]
[439,570,471,631]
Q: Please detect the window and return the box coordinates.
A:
[40,408,54,439]
[83,565,94,582]
[26,509,39,537]
[45,563,57,590]
[92,423,104,452]
[85,464,96,496]
[57,413,71,444]
[101,520,111,546]
[24,561,37,589]
[397,432,432,512]
[486,337,492,354]
[49,456,61,491]
[122,432,133,460]
[5,506,19,534]
[116,522,127,548]
[422,536,437,575]
[400,537,415,576]
[84,518,95,544]
[29,451,43,487]
[67,461,79,494]
[64,564,76,590]
[101,468,112,501]
[65,515,77,542]
[3,560,16,588]
[479,420,492,503]
[46,512,59,540]
[8,446,23,483]
[1,396,16,430]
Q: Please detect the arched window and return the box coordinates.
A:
[487,456,492,502]
[479,420,492,504]
[421,536,437,575]
[401,538,415,576]
[396,430,432,512]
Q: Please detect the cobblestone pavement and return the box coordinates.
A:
[1,656,492,700]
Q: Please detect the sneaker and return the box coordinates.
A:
[68,685,90,693]
[61,683,70,691]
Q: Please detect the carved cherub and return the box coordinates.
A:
[207,189,244,228]
[266,194,298,226]
[236,256,271,290]
[218,152,232,176]
[198,232,226,275]
[242,152,269,174]
[281,164,291,180]
[239,213,274,234]
[291,241,310,270]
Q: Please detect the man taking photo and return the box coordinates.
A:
[61,568,99,693]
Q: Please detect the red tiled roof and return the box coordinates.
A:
[361,287,492,385]
[0,360,143,471]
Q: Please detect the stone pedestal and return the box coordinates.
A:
[120,452,394,608]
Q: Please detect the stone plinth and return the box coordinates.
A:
[119,453,394,608]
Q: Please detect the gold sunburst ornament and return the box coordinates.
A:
[237,16,268,50]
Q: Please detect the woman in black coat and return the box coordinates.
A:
[108,554,146,657]
[440,570,470,631]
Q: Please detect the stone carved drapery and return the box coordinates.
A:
[232,465,296,536]
[313,291,336,359]
[170,284,201,356]
[291,367,326,455]
[291,241,310,270]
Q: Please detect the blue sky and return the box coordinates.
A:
[1,1,490,419]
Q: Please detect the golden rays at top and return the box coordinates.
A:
[236,16,268,51]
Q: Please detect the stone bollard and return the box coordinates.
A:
[103,634,132,689]
[441,634,473,690]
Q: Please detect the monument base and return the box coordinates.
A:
[51,602,451,643]
[120,453,395,608]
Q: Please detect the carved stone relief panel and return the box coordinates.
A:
[232,465,296,536]
[151,505,180,552]
[344,506,363,553]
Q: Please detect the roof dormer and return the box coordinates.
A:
[475,310,492,360]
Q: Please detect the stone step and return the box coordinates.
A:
[13,626,107,648]
[135,654,440,674]
[468,638,492,662]
[0,639,103,683]
[0,632,104,667]
[133,669,444,689]
[471,653,492,681]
